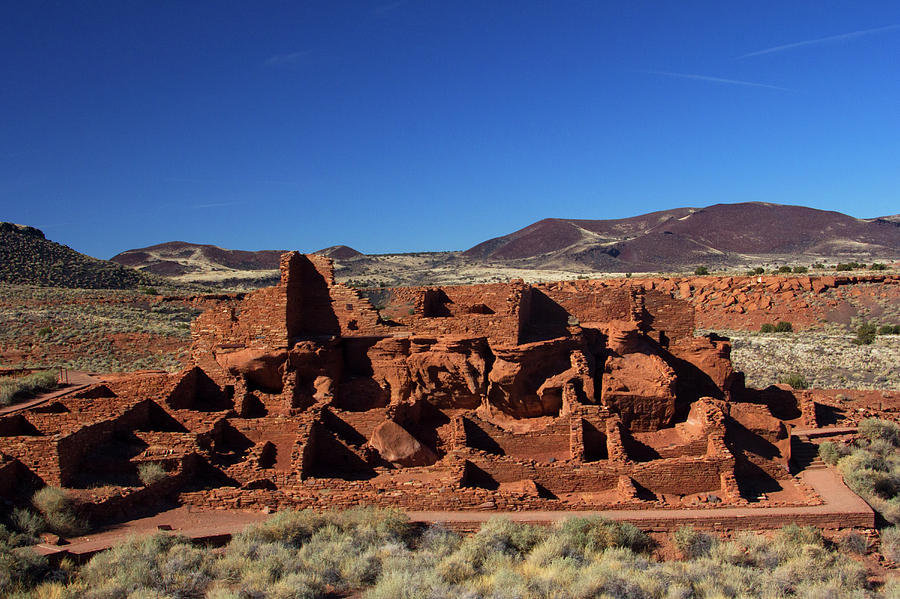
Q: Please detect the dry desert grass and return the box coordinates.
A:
[720,329,900,390]
[2,508,897,598]
[0,284,199,373]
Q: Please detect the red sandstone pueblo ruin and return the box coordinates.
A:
[0,252,874,525]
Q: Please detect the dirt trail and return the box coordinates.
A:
[34,466,873,561]
[0,371,98,416]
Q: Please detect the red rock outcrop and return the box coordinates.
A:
[369,420,437,467]
[0,252,823,519]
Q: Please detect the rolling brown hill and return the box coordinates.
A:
[315,245,365,260]
[111,241,367,285]
[0,223,166,289]
[108,203,900,287]
[111,241,288,279]
[465,203,900,271]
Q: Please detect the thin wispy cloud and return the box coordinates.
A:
[189,201,243,209]
[374,1,407,15]
[263,51,308,66]
[739,24,900,59]
[163,177,300,187]
[639,70,790,91]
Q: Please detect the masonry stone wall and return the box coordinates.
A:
[0,252,831,522]
[460,415,572,462]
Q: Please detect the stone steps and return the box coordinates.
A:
[791,435,826,471]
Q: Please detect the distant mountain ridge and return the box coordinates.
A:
[110,241,367,284]
[465,203,900,270]
[107,202,900,287]
[0,222,164,289]
[111,241,287,277]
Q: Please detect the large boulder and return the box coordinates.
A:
[602,320,648,355]
[601,353,677,432]
[369,420,437,467]
[216,348,288,392]
[406,336,490,409]
[669,335,742,399]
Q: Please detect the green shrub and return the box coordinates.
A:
[32,487,88,537]
[11,507,45,537]
[774,321,793,332]
[871,263,888,271]
[778,524,824,547]
[752,267,765,275]
[137,462,168,486]
[836,262,863,271]
[858,419,900,446]
[777,266,792,273]
[456,517,546,568]
[78,533,214,598]
[792,266,808,273]
[672,525,714,558]
[812,263,825,269]
[779,373,808,390]
[837,531,869,555]
[0,510,888,598]
[694,266,709,275]
[882,526,900,561]
[234,507,411,549]
[837,434,900,524]
[878,324,900,335]
[0,370,58,406]
[852,322,877,345]
[760,323,776,333]
[0,534,50,595]
[552,516,652,554]
[818,441,850,466]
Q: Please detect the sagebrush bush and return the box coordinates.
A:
[32,487,87,537]
[778,524,824,547]
[818,441,850,465]
[835,421,900,523]
[11,507,45,537]
[838,531,870,555]
[0,534,50,596]
[779,373,808,390]
[760,323,776,333]
[74,533,214,598]
[0,370,57,406]
[774,320,793,332]
[882,526,900,562]
[218,507,411,596]
[3,510,892,598]
[859,418,900,446]
[853,322,878,345]
[137,462,167,486]
[672,525,714,558]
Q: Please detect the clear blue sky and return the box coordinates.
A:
[2,1,898,258]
